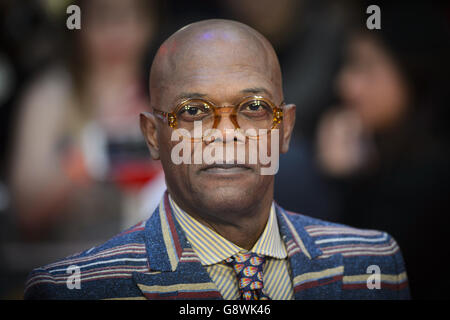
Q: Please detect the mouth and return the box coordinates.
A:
[199,163,252,174]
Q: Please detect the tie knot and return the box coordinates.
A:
[225,252,267,294]
[226,252,266,271]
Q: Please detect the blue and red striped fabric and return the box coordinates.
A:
[24,191,410,300]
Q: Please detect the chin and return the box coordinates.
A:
[195,185,255,213]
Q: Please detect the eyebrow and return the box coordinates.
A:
[176,92,207,101]
[240,87,273,98]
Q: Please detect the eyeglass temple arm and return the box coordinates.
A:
[152,109,168,121]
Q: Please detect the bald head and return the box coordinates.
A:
[149,19,283,109]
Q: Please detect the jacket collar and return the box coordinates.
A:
[133,192,343,299]
[275,204,323,260]
[170,195,288,265]
[133,192,222,299]
[275,205,344,299]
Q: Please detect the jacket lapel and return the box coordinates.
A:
[133,193,344,300]
[132,192,222,300]
[276,205,344,299]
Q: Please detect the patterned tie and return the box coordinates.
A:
[225,252,271,300]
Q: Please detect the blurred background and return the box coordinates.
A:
[0,0,449,299]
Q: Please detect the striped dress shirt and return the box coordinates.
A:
[169,194,294,300]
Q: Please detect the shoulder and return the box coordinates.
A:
[282,209,399,256]
[24,221,148,300]
[282,209,410,299]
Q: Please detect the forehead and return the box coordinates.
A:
[160,68,278,109]
[157,38,279,106]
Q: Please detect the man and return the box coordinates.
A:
[24,19,409,300]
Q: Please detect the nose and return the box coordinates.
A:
[212,107,239,143]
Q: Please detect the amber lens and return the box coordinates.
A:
[236,99,273,136]
[176,100,214,132]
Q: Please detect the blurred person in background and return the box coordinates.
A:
[1,0,71,298]
[315,2,450,299]
[9,0,164,244]
[0,0,58,224]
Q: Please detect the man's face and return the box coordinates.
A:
[143,28,295,220]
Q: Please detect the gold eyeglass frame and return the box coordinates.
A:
[152,95,285,139]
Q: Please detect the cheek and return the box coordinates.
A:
[160,149,196,203]
[158,134,192,190]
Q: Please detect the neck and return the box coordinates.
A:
[170,185,274,251]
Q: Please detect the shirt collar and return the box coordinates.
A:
[169,194,287,266]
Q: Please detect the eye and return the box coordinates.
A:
[177,102,211,121]
[246,102,262,111]
[182,105,204,116]
[240,100,271,114]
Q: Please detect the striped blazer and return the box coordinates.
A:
[24,192,410,299]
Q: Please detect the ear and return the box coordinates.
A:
[140,112,160,160]
[280,104,296,154]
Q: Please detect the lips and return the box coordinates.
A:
[200,163,252,174]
